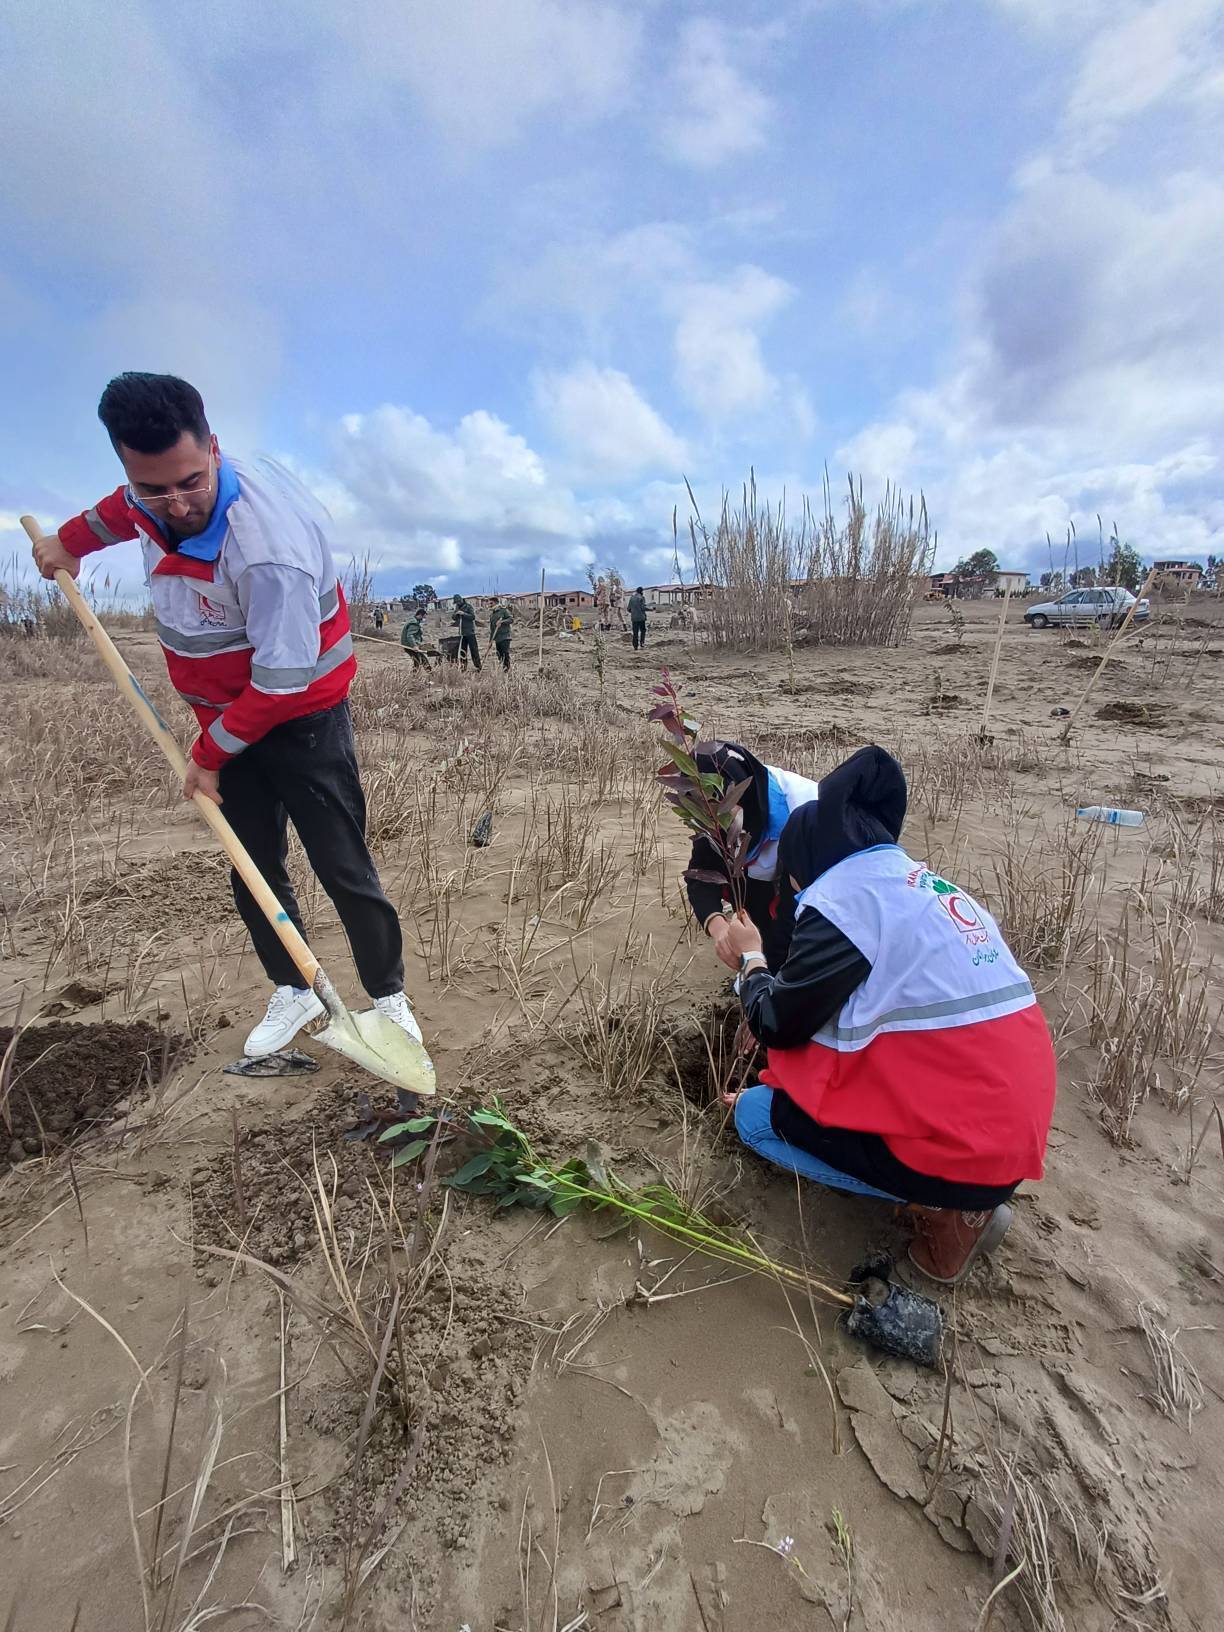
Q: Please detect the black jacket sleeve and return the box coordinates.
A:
[740,906,871,1048]
[684,834,730,929]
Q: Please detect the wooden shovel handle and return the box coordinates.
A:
[20,515,321,991]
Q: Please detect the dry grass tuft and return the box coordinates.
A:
[1136,1300,1205,1431]
[980,814,1102,972]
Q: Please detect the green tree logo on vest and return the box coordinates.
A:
[910,867,999,963]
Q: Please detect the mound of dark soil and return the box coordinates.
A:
[921,691,964,713]
[190,1081,482,1270]
[754,722,861,759]
[190,1082,388,1268]
[779,676,873,697]
[1,1019,181,1167]
[1096,701,1165,728]
[1068,653,1127,672]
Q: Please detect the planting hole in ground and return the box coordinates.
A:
[666,996,747,1108]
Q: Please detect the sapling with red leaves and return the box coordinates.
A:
[648,669,752,916]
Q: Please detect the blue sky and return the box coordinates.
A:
[2,0,1222,597]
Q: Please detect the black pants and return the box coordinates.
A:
[631,619,646,649]
[495,639,511,670]
[404,646,431,670]
[458,630,481,669]
[217,702,404,997]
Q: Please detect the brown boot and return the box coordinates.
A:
[906,1204,1013,1285]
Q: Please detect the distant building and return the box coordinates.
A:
[645,582,713,609]
[994,570,1028,596]
[496,587,595,613]
[1151,560,1202,589]
[930,571,991,600]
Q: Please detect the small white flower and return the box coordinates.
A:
[775,1535,795,1556]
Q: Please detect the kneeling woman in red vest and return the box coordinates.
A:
[717,745,1056,1285]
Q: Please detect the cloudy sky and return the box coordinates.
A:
[2,0,1222,596]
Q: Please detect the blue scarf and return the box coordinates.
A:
[748,770,791,861]
[133,455,241,563]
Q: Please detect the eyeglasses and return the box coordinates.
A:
[128,452,216,512]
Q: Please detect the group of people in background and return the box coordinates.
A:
[395,594,514,672]
[391,585,651,670]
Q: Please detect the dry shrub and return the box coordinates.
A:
[1136,1300,1205,1430]
[689,472,933,650]
[1,555,154,646]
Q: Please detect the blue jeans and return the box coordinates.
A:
[734,1086,900,1201]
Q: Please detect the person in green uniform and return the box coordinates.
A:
[489,601,513,669]
[628,586,648,650]
[400,605,431,669]
[451,595,481,669]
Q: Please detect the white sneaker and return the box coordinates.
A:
[372,991,424,1044]
[244,985,325,1058]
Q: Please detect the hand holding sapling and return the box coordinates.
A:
[715,910,764,971]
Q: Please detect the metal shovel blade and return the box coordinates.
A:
[314,1005,437,1096]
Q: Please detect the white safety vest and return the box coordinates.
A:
[797,846,1036,1052]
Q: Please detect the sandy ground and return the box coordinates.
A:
[1,594,1221,1632]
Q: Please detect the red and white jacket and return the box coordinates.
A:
[761,846,1056,1185]
[60,458,356,771]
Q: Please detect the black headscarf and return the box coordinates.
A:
[777,745,906,891]
[694,740,770,842]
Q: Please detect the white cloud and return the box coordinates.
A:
[659,18,772,167]
[672,266,794,418]
[631,544,685,576]
[322,404,600,580]
[534,364,688,479]
[1008,0,1224,177]
[493,226,801,431]
[486,222,698,347]
[0,4,233,277]
[1063,0,1221,155]
[334,405,586,539]
[835,421,919,488]
[338,0,641,151]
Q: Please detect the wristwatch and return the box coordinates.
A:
[739,951,767,974]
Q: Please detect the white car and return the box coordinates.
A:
[1024,587,1150,630]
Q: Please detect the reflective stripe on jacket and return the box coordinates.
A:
[60,457,355,770]
[760,845,1055,1184]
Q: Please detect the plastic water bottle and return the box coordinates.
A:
[1076,806,1144,827]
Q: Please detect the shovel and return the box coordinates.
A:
[21,516,435,1098]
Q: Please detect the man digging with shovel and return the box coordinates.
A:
[31,371,425,1068]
